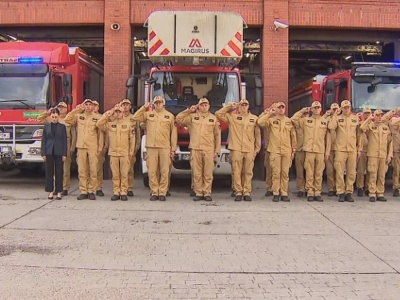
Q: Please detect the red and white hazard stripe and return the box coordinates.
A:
[220,32,242,57]
[148,30,170,56]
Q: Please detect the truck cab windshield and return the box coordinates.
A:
[150,71,240,112]
[0,74,49,109]
[352,76,400,111]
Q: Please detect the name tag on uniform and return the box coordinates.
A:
[338,119,344,123]
[351,119,357,123]
[372,126,377,130]
[164,115,170,119]
[321,121,327,125]
[383,127,388,131]
[285,122,291,125]
[237,117,242,120]
[194,117,200,120]
[307,120,313,123]
[79,116,85,120]
[149,114,155,117]
[209,119,214,122]
[111,125,117,128]
[92,118,98,122]
[273,121,279,124]
[122,125,127,128]
[249,119,255,123]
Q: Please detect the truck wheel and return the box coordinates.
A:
[143,173,149,187]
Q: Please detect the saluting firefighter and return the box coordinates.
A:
[360,109,393,202]
[93,100,106,197]
[132,96,177,201]
[257,102,297,202]
[64,99,103,200]
[323,103,340,197]
[96,105,136,201]
[260,104,275,197]
[291,102,330,201]
[290,105,309,197]
[176,98,221,201]
[37,102,76,196]
[120,98,141,197]
[328,100,361,202]
[355,107,372,197]
[216,99,261,201]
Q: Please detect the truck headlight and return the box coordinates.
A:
[0,146,12,153]
[31,129,43,140]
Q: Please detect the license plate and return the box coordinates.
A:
[0,132,10,139]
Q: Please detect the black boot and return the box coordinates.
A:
[77,193,88,200]
[314,196,323,202]
[345,193,354,202]
[272,195,280,202]
[234,195,242,201]
[297,191,304,197]
[111,195,120,201]
[377,196,387,202]
[281,196,290,202]
[243,195,252,201]
[357,188,364,197]
[393,189,400,197]
[369,196,376,202]
[265,191,273,197]
[338,194,345,202]
[96,190,104,197]
[307,196,314,202]
[127,191,134,197]
[328,191,335,197]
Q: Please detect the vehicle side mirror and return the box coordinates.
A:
[367,85,377,93]
[126,75,134,88]
[63,74,72,95]
[153,83,162,91]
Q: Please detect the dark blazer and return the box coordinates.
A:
[41,123,68,157]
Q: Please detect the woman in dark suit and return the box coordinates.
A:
[41,108,67,200]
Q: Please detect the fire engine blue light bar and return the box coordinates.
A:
[18,57,44,64]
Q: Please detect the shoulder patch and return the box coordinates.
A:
[79,116,85,120]
[111,124,117,128]
[194,117,200,120]
[338,119,344,123]
[321,121,327,125]
[383,127,388,131]
[164,115,170,119]
[149,114,154,117]
[209,119,214,122]
[237,117,242,120]
[273,121,279,125]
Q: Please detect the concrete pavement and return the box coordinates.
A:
[0,173,400,299]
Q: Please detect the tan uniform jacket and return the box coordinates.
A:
[215,106,261,154]
[389,120,400,153]
[328,113,360,152]
[291,111,330,155]
[96,114,135,157]
[257,113,297,155]
[360,119,393,159]
[64,109,101,151]
[37,112,77,152]
[176,109,221,153]
[324,115,336,150]
[125,112,141,154]
[132,106,177,151]
[290,113,305,151]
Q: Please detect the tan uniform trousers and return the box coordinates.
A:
[191,149,214,196]
[231,150,254,196]
[367,157,388,197]
[76,148,98,194]
[264,151,272,191]
[392,152,400,190]
[326,151,336,192]
[128,155,137,191]
[146,148,170,196]
[96,152,105,190]
[156,159,172,191]
[110,156,130,195]
[63,153,72,190]
[270,152,291,196]
[304,152,325,196]
[295,151,305,192]
[334,151,357,195]
[356,151,369,190]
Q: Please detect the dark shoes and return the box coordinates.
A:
[265,191,273,197]
[377,196,387,202]
[369,196,376,202]
[338,194,345,202]
[96,190,104,197]
[393,189,400,197]
[121,195,128,201]
[111,195,120,201]
[272,195,280,202]
[314,196,323,202]
[307,196,314,202]
[234,195,242,201]
[193,196,202,201]
[328,191,336,197]
[357,188,364,197]
[127,191,134,197]
[77,194,89,200]
[231,191,236,197]
[345,193,354,202]
[61,190,68,196]
[150,195,158,201]
[166,191,171,197]
[190,190,196,197]
[297,191,304,197]
[243,195,252,201]
[281,196,290,202]
[89,193,96,200]
[159,195,166,201]
[204,196,212,201]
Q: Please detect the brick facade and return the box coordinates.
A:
[1,0,399,109]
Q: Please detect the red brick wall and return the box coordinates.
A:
[1,0,400,110]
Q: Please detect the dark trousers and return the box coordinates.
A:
[45,155,64,193]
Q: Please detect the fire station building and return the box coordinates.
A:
[1,0,399,110]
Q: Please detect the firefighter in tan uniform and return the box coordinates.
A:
[263,125,273,196]
[323,103,339,196]
[64,99,103,200]
[176,98,221,201]
[360,109,393,202]
[92,100,105,197]
[132,96,177,201]
[37,102,77,195]
[257,102,297,202]
[291,102,331,201]
[328,100,361,202]
[97,105,135,201]
[120,98,141,197]
[291,107,309,197]
[356,107,371,197]
[216,99,261,201]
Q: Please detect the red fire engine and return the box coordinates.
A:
[0,42,103,170]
